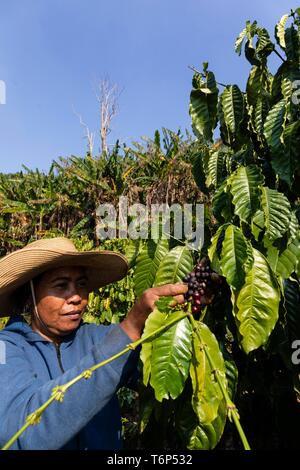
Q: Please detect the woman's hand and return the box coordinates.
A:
[120,283,188,341]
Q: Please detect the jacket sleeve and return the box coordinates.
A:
[0,325,138,450]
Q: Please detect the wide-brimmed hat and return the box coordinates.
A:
[0,237,128,317]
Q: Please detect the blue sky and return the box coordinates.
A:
[0,0,297,173]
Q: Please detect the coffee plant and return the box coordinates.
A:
[131,7,300,450]
[131,239,245,450]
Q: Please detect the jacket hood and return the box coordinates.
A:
[4,315,78,344]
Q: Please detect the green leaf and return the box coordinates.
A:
[280,121,300,187]
[190,70,218,141]
[235,248,280,353]
[176,389,226,450]
[235,26,247,55]
[261,186,291,241]
[251,209,265,241]
[254,95,271,137]
[246,65,270,107]
[228,165,264,222]
[140,308,164,385]
[212,181,232,222]
[230,143,254,167]
[134,239,169,297]
[204,71,218,92]
[145,310,193,401]
[190,90,217,142]
[237,22,274,65]
[154,295,174,312]
[218,95,230,144]
[206,150,226,188]
[244,238,255,272]
[276,235,300,279]
[224,357,238,400]
[285,25,299,62]
[220,224,249,289]
[190,322,227,424]
[208,224,229,272]
[235,20,267,65]
[271,62,287,101]
[247,65,272,141]
[245,39,261,66]
[288,211,299,241]
[221,85,244,135]
[281,69,300,101]
[191,147,209,194]
[124,239,143,268]
[266,245,280,272]
[275,14,289,49]
[0,199,31,214]
[154,245,193,287]
[256,27,275,58]
[263,99,286,161]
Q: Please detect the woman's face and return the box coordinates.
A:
[31,266,89,339]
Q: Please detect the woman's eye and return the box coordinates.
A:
[55,283,67,289]
[78,281,88,288]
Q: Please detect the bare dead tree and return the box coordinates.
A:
[95,78,120,154]
[72,78,120,157]
[72,105,95,157]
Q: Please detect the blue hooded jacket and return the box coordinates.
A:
[0,315,139,450]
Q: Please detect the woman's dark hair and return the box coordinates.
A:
[13,282,32,315]
[12,273,44,315]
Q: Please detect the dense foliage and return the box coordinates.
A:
[129,8,300,450]
[0,130,203,256]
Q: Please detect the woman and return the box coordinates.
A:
[0,237,188,450]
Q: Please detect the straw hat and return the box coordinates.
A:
[0,237,128,317]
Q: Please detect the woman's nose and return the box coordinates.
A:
[68,293,81,304]
[67,285,82,303]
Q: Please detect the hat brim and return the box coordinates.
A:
[0,248,128,317]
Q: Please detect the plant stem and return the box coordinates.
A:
[274,48,285,62]
[230,411,251,450]
[188,65,227,88]
[188,314,251,450]
[1,395,56,450]
[1,311,189,451]
[161,230,200,252]
[252,221,264,231]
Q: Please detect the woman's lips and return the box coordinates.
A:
[63,311,81,320]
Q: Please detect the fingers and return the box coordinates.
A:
[140,283,188,312]
[152,283,188,297]
[169,294,186,307]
